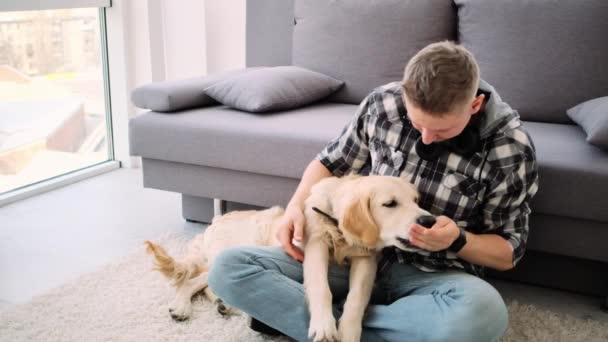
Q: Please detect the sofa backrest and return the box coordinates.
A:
[293,0,608,124]
[456,0,608,124]
[292,0,456,105]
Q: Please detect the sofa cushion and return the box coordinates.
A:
[567,96,608,150]
[456,0,608,124]
[524,121,608,222]
[129,103,358,179]
[204,66,344,113]
[293,0,456,105]
[131,68,263,112]
[130,107,608,223]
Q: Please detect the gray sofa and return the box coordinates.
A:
[129,0,608,301]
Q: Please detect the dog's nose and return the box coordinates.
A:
[416,215,436,228]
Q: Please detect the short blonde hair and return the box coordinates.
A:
[402,41,480,115]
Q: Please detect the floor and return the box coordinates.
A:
[0,167,201,310]
[1,168,607,326]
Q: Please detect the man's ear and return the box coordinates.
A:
[339,194,379,247]
[471,94,485,115]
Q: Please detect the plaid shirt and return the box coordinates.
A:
[317,81,539,277]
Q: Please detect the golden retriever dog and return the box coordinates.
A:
[302,174,429,342]
[145,206,284,321]
[145,174,430,336]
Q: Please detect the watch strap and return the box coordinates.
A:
[448,227,467,253]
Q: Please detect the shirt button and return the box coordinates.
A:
[444,174,460,188]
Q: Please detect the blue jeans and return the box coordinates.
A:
[208,246,508,342]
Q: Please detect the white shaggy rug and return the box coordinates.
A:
[1,234,607,342]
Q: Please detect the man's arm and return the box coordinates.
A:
[410,137,539,271]
[277,160,332,260]
[479,146,539,269]
[409,217,515,270]
[457,231,515,271]
[287,160,332,211]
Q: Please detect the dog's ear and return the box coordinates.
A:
[340,194,379,247]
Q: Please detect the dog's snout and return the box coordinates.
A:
[396,237,415,249]
[416,215,436,228]
[396,237,409,244]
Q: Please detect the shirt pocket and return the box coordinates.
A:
[442,171,485,198]
[369,139,405,177]
[439,171,486,222]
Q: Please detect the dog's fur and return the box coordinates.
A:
[145,207,284,320]
[302,175,428,342]
[145,174,428,341]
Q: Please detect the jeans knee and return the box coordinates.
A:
[207,247,248,299]
[431,281,508,342]
[475,283,509,339]
[487,297,509,341]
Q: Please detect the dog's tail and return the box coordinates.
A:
[144,240,207,286]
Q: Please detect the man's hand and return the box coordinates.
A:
[409,215,460,252]
[276,205,306,262]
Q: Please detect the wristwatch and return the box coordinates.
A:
[448,227,467,253]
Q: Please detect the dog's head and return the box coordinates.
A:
[311,175,431,251]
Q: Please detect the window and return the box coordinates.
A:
[0,5,113,195]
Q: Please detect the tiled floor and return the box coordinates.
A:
[1,168,607,326]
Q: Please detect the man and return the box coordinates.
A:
[209,41,539,341]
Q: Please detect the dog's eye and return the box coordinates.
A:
[382,200,398,208]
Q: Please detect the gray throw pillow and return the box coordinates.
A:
[131,68,263,112]
[567,96,608,149]
[203,66,344,113]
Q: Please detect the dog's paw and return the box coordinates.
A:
[308,313,339,342]
[168,297,192,321]
[215,299,238,317]
[338,318,362,342]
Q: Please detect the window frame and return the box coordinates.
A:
[0,0,131,207]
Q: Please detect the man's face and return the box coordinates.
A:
[405,95,485,145]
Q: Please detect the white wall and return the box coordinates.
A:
[204,0,293,73]
[124,0,292,84]
[124,0,152,89]
[204,0,247,73]
[160,0,207,80]
[124,0,206,86]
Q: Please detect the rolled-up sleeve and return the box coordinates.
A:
[316,95,373,176]
[483,150,539,267]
